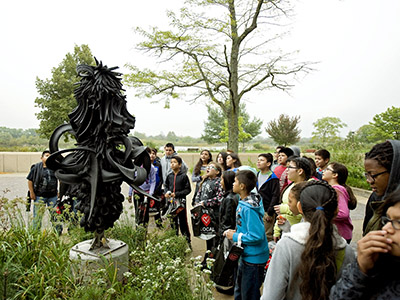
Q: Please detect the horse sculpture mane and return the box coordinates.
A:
[46,59,151,239]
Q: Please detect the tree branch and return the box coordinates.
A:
[238,0,263,44]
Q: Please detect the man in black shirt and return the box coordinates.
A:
[27,150,59,231]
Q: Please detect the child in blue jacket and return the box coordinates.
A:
[224,170,269,300]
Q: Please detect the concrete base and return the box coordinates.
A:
[69,239,129,281]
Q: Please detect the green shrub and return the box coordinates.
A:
[328,142,370,189]
[0,195,213,300]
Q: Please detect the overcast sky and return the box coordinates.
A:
[1,0,399,138]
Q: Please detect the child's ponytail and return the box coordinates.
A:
[330,162,357,210]
[297,180,338,300]
[343,184,357,210]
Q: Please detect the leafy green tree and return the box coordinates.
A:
[0,127,51,150]
[220,117,252,149]
[35,44,95,139]
[265,114,301,146]
[312,117,347,144]
[124,0,310,152]
[201,106,227,144]
[134,131,147,140]
[166,131,178,142]
[240,110,263,145]
[352,124,381,143]
[369,106,400,140]
[201,104,262,147]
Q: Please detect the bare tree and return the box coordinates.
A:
[124,0,311,152]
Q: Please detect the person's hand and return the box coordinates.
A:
[31,191,36,201]
[274,205,281,215]
[264,212,272,222]
[224,229,236,240]
[273,236,280,243]
[171,192,176,198]
[357,230,392,274]
[277,215,286,225]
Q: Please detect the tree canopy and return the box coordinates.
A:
[202,104,262,147]
[265,114,301,146]
[35,44,95,139]
[124,0,311,152]
[369,106,400,140]
[352,124,380,144]
[312,116,347,144]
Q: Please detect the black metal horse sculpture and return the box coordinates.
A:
[46,59,152,248]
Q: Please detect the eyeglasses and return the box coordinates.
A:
[364,170,389,183]
[381,216,400,230]
[324,167,335,172]
[287,166,299,170]
[207,165,218,171]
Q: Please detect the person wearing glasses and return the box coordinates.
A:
[330,189,400,299]
[363,140,400,235]
[194,162,224,268]
[273,157,312,242]
[323,162,358,243]
[263,181,355,300]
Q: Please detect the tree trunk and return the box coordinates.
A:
[229,4,240,153]
[227,106,239,152]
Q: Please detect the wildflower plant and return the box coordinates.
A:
[0,193,214,299]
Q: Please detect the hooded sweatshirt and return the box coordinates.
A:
[330,254,400,300]
[257,171,280,216]
[262,222,355,300]
[363,139,400,234]
[160,152,188,184]
[232,193,269,264]
[333,184,353,240]
[164,169,191,202]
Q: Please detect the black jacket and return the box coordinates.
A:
[164,170,191,202]
[330,255,400,299]
[256,171,280,216]
[218,191,239,236]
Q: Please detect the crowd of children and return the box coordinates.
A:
[132,140,400,300]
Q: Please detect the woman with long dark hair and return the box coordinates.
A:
[262,180,355,300]
[191,150,212,202]
[216,151,228,171]
[226,152,242,170]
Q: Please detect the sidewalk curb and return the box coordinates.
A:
[352,187,372,200]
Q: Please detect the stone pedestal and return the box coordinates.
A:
[69,239,129,281]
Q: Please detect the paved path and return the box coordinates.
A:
[0,173,369,299]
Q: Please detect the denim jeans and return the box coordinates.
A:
[234,259,266,300]
[33,195,59,232]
